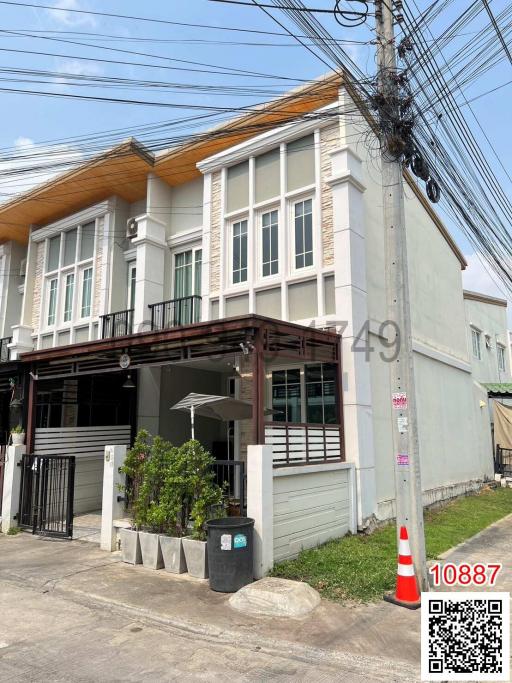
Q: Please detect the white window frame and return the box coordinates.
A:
[229,216,249,287]
[80,266,93,319]
[258,206,280,280]
[63,272,75,323]
[171,244,203,299]
[41,220,97,332]
[498,344,506,372]
[471,327,482,360]
[46,278,58,327]
[127,260,137,311]
[290,194,315,274]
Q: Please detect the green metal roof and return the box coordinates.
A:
[483,383,512,396]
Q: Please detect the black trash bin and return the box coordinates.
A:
[207,517,254,593]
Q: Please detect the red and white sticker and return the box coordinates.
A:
[396,453,409,466]
[392,392,408,410]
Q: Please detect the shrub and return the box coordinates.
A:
[179,439,225,541]
[119,429,152,526]
[134,436,175,533]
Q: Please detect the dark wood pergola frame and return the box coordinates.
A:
[20,314,343,455]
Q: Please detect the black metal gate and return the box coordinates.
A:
[19,455,75,538]
[495,446,512,478]
[212,459,247,515]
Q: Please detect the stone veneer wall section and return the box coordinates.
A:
[320,124,338,268]
[92,216,104,317]
[209,170,222,292]
[31,241,45,330]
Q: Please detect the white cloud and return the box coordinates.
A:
[57,59,103,78]
[463,252,512,326]
[0,137,83,203]
[46,0,96,27]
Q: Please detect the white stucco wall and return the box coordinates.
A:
[0,241,24,339]
[351,92,492,519]
[464,295,511,384]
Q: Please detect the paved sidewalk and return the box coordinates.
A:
[1,515,511,681]
[0,533,421,682]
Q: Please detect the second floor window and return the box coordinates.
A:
[63,273,74,322]
[232,219,248,284]
[47,279,58,326]
[471,328,482,360]
[261,209,279,277]
[294,198,313,269]
[44,221,96,328]
[127,261,136,311]
[498,344,506,372]
[81,268,93,318]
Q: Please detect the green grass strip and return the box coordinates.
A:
[270,487,512,603]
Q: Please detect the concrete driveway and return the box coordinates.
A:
[0,515,510,682]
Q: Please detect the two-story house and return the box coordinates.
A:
[0,73,499,538]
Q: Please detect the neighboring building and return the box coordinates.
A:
[463,290,512,455]
[0,73,501,551]
[463,290,511,385]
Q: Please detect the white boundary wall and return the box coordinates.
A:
[247,445,356,578]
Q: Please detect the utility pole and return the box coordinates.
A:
[374,0,429,591]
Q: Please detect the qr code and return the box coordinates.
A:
[421,592,510,681]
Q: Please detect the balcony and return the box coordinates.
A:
[0,337,11,362]
[149,295,201,331]
[100,309,134,339]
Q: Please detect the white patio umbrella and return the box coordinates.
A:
[170,392,275,440]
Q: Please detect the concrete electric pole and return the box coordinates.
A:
[374,0,429,591]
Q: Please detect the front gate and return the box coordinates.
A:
[212,459,247,515]
[495,446,512,478]
[19,454,75,538]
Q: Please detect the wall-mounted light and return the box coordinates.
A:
[122,373,135,389]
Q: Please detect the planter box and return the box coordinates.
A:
[182,538,208,579]
[11,433,25,446]
[139,531,164,570]
[120,528,142,565]
[159,535,186,574]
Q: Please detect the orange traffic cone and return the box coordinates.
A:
[384,526,421,610]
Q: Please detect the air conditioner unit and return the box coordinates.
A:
[126,217,138,239]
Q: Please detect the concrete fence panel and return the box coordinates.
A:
[273,462,355,563]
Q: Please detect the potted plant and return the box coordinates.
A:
[180,440,224,579]
[118,429,151,565]
[157,443,189,574]
[10,424,25,446]
[136,436,174,570]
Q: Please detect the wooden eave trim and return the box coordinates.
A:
[20,314,340,364]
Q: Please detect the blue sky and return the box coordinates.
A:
[0,0,510,315]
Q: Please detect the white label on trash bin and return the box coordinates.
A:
[233,533,247,549]
[220,534,232,550]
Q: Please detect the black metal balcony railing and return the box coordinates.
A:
[100,309,134,339]
[149,295,201,331]
[0,336,11,362]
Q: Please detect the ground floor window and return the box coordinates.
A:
[270,363,338,424]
